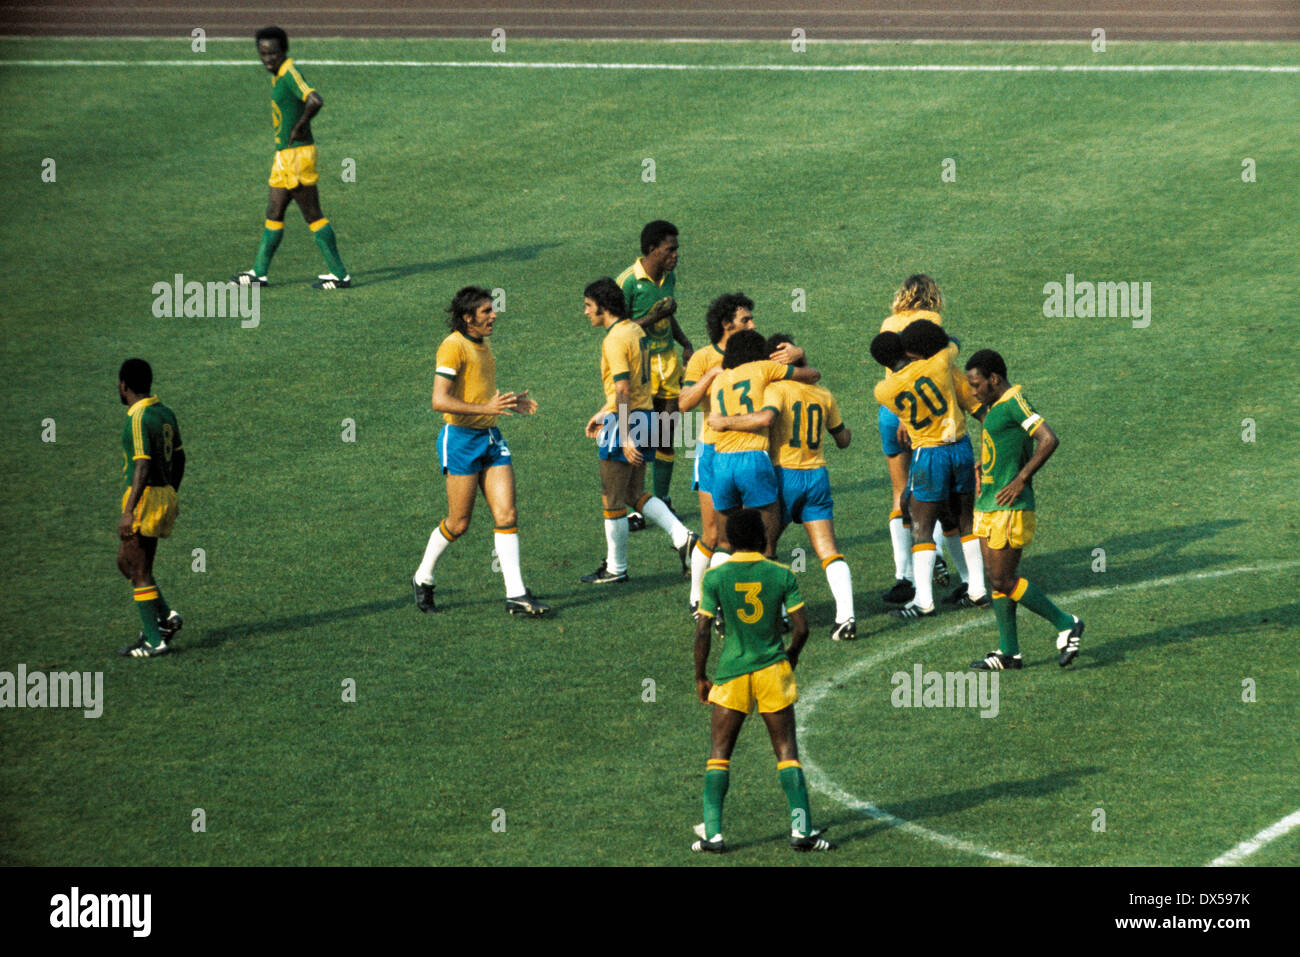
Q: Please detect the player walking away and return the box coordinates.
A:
[876,276,958,603]
[116,359,185,658]
[711,334,855,641]
[412,286,549,617]
[617,221,694,528]
[964,350,1083,669]
[705,330,820,559]
[581,277,697,585]
[232,26,351,290]
[872,321,988,620]
[691,509,834,853]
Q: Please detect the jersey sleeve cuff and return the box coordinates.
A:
[612,372,630,382]
[785,601,805,614]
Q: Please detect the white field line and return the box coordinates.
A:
[797,559,1300,866]
[1208,809,1300,866]
[0,58,1297,72]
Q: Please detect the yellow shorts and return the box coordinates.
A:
[121,485,179,539]
[268,145,319,189]
[649,349,683,401]
[974,509,1036,550]
[708,659,798,714]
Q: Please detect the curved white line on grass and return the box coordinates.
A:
[2,60,1297,72]
[798,560,1300,866]
[1208,809,1300,867]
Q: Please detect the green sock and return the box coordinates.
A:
[1015,578,1074,631]
[993,593,1019,656]
[133,586,164,647]
[653,454,674,502]
[703,764,729,839]
[153,586,171,621]
[310,220,348,277]
[778,762,813,836]
[253,221,284,276]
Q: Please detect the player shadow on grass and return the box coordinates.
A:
[1065,601,1298,672]
[873,766,1104,826]
[358,243,562,287]
[185,596,410,649]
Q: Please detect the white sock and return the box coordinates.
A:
[709,550,729,569]
[639,495,690,549]
[945,530,968,584]
[604,516,629,573]
[824,557,854,622]
[933,524,948,552]
[911,546,936,610]
[889,513,912,580]
[494,530,525,597]
[415,523,455,585]
[961,536,987,600]
[690,541,711,605]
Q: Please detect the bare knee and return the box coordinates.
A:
[443,515,471,538]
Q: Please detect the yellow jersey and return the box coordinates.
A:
[435,331,497,429]
[683,343,725,445]
[712,360,794,454]
[879,308,943,336]
[873,345,979,448]
[600,318,652,413]
[767,380,844,470]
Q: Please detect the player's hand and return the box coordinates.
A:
[706,413,727,432]
[769,343,804,366]
[585,412,606,438]
[696,678,712,704]
[119,511,135,540]
[513,389,538,415]
[995,477,1025,507]
[647,297,677,321]
[897,423,911,450]
[787,649,800,671]
[623,439,644,466]
[485,390,523,416]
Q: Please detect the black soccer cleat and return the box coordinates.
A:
[932,555,950,587]
[119,636,169,658]
[627,512,647,532]
[889,602,936,621]
[412,578,437,613]
[232,270,267,286]
[692,822,725,854]
[580,562,629,585]
[313,273,352,290]
[1057,616,1084,667]
[677,531,699,578]
[158,610,183,641]
[790,827,836,852]
[943,584,991,609]
[830,619,857,642]
[505,590,550,617]
[971,650,1023,671]
[881,578,915,605]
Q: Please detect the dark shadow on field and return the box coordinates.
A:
[541,571,694,616]
[357,243,562,287]
[186,597,410,649]
[1068,602,1298,671]
[875,767,1104,824]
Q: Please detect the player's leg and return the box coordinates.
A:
[118,532,167,653]
[994,511,1082,664]
[481,464,548,615]
[581,458,633,582]
[882,405,917,601]
[759,702,830,849]
[951,461,989,604]
[626,414,695,575]
[413,466,478,610]
[972,536,1024,669]
[690,491,717,611]
[895,493,940,617]
[695,703,746,850]
[291,182,350,287]
[235,187,290,284]
[651,391,679,509]
[806,519,855,640]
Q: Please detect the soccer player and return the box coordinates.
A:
[872,320,988,620]
[690,509,834,853]
[710,334,855,641]
[876,276,956,603]
[116,359,185,659]
[581,277,696,584]
[617,221,694,525]
[705,330,819,557]
[232,26,351,290]
[412,286,549,616]
[964,349,1083,669]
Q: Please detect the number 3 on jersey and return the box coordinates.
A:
[733,582,764,624]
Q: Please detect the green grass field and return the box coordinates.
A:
[1,37,1297,867]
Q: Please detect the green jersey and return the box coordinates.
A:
[701,552,804,683]
[270,58,315,150]
[617,259,677,355]
[122,397,183,490]
[974,385,1042,512]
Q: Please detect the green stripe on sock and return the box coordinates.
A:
[313,222,347,278]
[703,768,729,839]
[1016,579,1074,631]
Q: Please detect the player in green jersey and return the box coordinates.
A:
[617,221,694,526]
[690,509,834,854]
[964,349,1083,670]
[233,26,351,290]
[117,359,185,658]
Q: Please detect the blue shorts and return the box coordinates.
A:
[711,450,778,511]
[598,409,655,464]
[777,465,834,525]
[439,424,512,476]
[907,437,975,503]
[692,442,715,494]
[878,405,906,456]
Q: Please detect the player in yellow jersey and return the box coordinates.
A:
[873,320,988,620]
[412,286,549,616]
[581,278,697,585]
[711,334,855,640]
